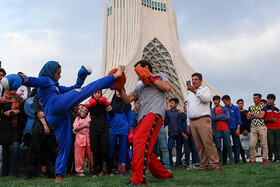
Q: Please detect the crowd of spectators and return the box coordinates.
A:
[0,66,279,181]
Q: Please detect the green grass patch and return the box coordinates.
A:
[1,163,280,186]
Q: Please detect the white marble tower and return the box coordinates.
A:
[101,0,220,108]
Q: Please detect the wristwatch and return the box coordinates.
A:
[193,90,197,94]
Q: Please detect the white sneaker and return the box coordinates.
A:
[77,173,85,177]
[192,163,200,169]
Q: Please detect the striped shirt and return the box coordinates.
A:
[248,105,267,127]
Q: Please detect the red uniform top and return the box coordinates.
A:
[265,105,280,129]
[215,107,228,131]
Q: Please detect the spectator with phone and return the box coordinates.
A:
[186,73,220,172]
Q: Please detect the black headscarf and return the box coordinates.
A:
[111,91,131,114]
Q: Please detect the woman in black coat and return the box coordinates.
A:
[0,90,24,176]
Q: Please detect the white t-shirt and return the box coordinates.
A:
[131,72,168,122]
[187,86,211,120]
[16,85,28,100]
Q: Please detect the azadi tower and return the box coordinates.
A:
[101,0,220,108]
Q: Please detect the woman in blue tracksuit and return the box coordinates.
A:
[107,90,132,175]
[2,61,124,182]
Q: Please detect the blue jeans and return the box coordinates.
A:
[2,141,20,176]
[168,134,182,166]
[109,134,127,165]
[156,125,170,170]
[182,135,200,165]
[214,130,234,164]
[223,128,240,164]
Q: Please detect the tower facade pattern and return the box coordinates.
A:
[101,0,220,108]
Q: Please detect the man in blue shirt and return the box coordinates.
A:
[222,95,243,164]
[164,98,182,167]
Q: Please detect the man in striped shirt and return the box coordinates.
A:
[247,93,268,163]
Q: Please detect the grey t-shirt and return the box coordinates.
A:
[131,72,168,122]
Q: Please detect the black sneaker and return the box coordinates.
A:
[25,174,34,180]
[13,173,19,177]
[41,172,47,177]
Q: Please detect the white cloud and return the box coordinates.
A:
[1,30,60,75]
[183,23,280,72]
[181,23,280,107]
[0,28,102,86]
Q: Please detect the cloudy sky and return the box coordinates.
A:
[1,0,279,108]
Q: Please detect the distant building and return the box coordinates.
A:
[101,0,220,108]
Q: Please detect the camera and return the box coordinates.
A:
[186,80,191,86]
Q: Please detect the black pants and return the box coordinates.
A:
[66,132,76,174]
[268,129,280,161]
[26,125,57,178]
[90,130,112,175]
[239,141,246,163]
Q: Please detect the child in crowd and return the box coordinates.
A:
[107,90,132,175]
[165,98,183,167]
[73,104,91,176]
[84,90,114,178]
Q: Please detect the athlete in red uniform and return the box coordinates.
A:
[119,60,173,186]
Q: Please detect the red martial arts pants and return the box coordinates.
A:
[130,113,172,185]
